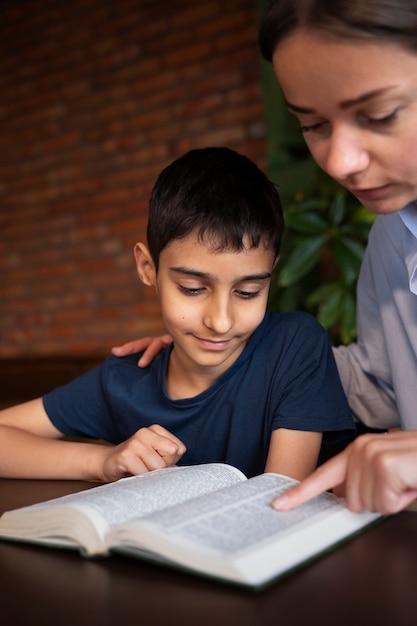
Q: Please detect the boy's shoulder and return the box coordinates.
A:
[246,310,328,361]
[107,351,145,367]
[105,348,168,371]
[89,350,168,397]
[262,310,327,335]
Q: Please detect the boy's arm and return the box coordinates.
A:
[0,398,107,479]
[264,428,322,480]
[0,399,186,481]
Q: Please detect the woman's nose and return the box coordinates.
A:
[322,127,370,182]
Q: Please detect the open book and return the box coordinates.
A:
[0,463,382,589]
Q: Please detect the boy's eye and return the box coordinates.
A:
[236,290,260,299]
[177,285,204,296]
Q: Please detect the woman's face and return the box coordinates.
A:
[272,31,417,214]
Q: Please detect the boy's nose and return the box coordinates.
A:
[203,297,233,334]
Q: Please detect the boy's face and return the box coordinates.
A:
[136,230,276,388]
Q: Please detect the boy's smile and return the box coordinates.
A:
[135,231,276,399]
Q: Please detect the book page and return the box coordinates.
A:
[22,463,246,531]
[129,473,341,553]
[110,472,380,587]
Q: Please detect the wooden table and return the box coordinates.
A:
[1,478,416,626]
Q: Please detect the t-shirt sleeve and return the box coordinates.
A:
[42,357,120,442]
[269,314,355,442]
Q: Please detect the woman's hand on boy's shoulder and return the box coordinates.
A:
[112,335,173,367]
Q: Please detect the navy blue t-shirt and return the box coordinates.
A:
[43,311,354,477]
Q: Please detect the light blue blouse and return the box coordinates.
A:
[333,204,417,430]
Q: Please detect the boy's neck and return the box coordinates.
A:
[165,347,242,400]
[166,373,211,400]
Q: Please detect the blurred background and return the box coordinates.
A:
[1,0,268,360]
[0,0,371,405]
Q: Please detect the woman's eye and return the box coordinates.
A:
[300,121,326,134]
[300,110,399,135]
[367,110,398,126]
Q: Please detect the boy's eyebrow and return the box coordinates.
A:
[285,86,398,114]
[170,266,272,281]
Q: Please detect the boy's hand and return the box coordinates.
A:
[99,425,186,482]
[111,335,173,367]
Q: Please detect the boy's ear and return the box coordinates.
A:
[273,254,280,270]
[134,242,156,287]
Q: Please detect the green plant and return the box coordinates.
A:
[268,173,375,345]
[256,2,374,345]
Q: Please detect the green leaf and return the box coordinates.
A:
[351,205,377,224]
[340,222,372,241]
[338,236,366,260]
[286,197,328,213]
[339,292,357,344]
[332,237,364,285]
[328,192,346,226]
[316,288,343,329]
[284,211,328,234]
[278,234,328,286]
[306,282,340,307]
[268,282,300,312]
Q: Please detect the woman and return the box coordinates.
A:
[114,0,417,513]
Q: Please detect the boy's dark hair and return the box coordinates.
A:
[147,146,284,269]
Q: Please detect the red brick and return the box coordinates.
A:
[0,0,266,358]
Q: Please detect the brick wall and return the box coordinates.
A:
[0,0,266,358]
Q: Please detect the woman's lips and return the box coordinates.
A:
[350,184,392,202]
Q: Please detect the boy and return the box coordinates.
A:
[0,147,354,482]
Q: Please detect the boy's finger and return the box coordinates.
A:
[147,425,187,459]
